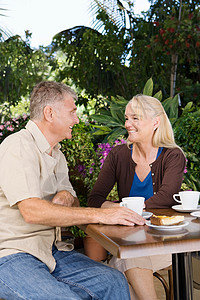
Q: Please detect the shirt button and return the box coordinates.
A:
[153,182,155,185]
[149,164,152,167]
[154,192,156,194]
[152,173,155,176]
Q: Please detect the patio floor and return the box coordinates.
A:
[154,268,200,300]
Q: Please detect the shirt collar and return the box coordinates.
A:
[25,120,61,154]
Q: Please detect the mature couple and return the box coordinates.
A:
[0,81,185,300]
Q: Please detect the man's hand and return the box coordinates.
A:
[98,206,146,226]
[52,191,80,207]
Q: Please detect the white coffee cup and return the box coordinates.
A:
[173,191,200,209]
[120,197,145,215]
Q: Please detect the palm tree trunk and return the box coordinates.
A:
[170,53,178,97]
[170,0,182,98]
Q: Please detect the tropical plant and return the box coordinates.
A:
[174,103,200,191]
[50,23,131,99]
[0,6,11,41]
[49,0,200,106]
[90,77,179,143]
[0,34,50,107]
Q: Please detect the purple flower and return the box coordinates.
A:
[100,158,104,164]
[98,144,104,149]
[96,138,126,169]
[89,168,94,174]
[77,164,86,173]
[120,139,126,144]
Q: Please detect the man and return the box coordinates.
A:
[0,81,145,300]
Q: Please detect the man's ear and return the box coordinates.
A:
[153,116,160,130]
[43,106,55,122]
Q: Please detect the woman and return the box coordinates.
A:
[88,95,186,300]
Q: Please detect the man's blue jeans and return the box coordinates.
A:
[0,247,130,299]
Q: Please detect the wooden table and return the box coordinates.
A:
[80,208,200,300]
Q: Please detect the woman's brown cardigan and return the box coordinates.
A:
[88,145,186,209]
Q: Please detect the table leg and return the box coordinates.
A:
[172,252,193,300]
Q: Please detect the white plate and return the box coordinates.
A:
[146,220,189,231]
[190,211,200,219]
[172,205,200,213]
[142,212,153,219]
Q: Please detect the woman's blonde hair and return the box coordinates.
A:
[126,94,180,149]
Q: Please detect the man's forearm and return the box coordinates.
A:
[18,197,101,226]
[18,197,145,227]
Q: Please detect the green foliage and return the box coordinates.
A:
[173,105,200,190]
[148,2,200,102]
[162,94,179,123]
[61,120,101,202]
[150,3,200,61]
[51,25,131,99]
[0,35,50,106]
[61,120,125,237]
[91,95,127,143]
[48,0,199,106]
[90,78,179,143]
[68,225,86,238]
[0,113,29,143]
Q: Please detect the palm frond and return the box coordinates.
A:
[0,7,11,41]
[90,0,133,30]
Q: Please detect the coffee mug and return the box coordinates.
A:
[173,191,200,209]
[120,197,145,215]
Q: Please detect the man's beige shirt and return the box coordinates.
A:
[0,120,76,272]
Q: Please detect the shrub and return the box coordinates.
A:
[61,120,126,202]
[0,114,29,143]
[61,120,126,237]
[174,104,200,190]
[60,120,99,206]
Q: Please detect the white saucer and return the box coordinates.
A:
[142,212,153,219]
[172,205,200,213]
[190,211,200,219]
[146,220,189,231]
[149,229,189,238]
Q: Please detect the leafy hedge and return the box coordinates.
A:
[173,105,200,190]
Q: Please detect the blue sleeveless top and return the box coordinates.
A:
[129,147,163,201]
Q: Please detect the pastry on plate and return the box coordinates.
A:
[150,214,184,226]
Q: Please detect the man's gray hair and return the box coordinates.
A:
[30,81,77,120]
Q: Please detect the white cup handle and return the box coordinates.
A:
[120,202,127,207]
[173,194,182,203]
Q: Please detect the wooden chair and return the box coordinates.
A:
[153,265,173,300]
